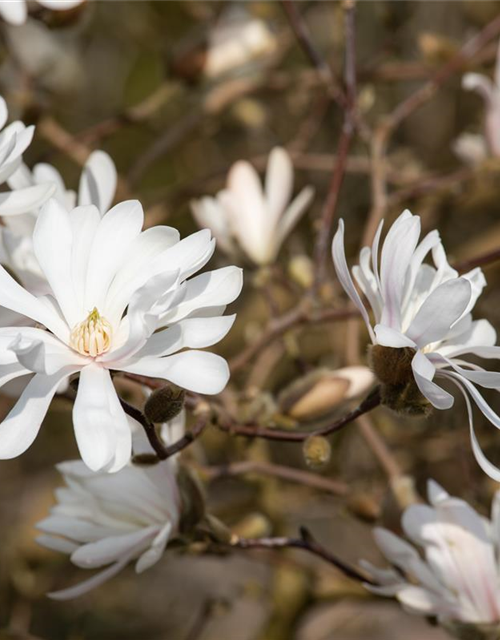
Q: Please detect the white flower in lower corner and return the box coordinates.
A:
[1,150,117,297]
[361,480,500,629]
[0,0,84,26]
[332,209,500,480]
[191,147,314,266]
[36,420,183,600]
[0,197,242,472]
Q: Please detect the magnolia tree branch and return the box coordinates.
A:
[216,387,381,442]
[312,1,357,293]
[118,397,209,460]
[231,526,377,585]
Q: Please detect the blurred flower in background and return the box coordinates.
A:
[361,480,500,638]
[454,42,500,165]
[333,209,500,479]
[0,0,84,26]
[192,147,314,266]
[36,420,182,600]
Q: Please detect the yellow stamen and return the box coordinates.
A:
[70,307,112,357]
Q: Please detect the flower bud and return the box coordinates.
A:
[288,254,314,289]
[442,621,500,640]
[279,366,375,421]
[231,512,272,539]
[303,435,331,470]
[144,385,185,424]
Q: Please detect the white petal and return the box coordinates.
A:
[373,325,416,348]
[273,185,314,257]
[48,557,130,601]
[0,183,56,216]
[135,522,172,573]
[332,220,375,342]
[119,350,230,395]
[0,368,76,460]
[71,527,156,569]
[78,150,117,213]
[411,351,455,410]
[33,198,80,327]
[265,147,294,226]
[406,278,472,348]
[0,1,26,24]
[38,0,84,8]
[463,73,495,104]
[36,534,79,555]
[68,204,101,314]
[73,365,131,472]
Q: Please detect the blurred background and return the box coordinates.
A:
[0,1,500,638]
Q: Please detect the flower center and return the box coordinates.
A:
[70,307,112,357]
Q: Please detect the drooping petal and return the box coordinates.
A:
[73,365,131,472]
[0,183,56,216]
[332,220,375,342]
[48,556,131,601]
[411,351,455,410]
[0,367,77,460]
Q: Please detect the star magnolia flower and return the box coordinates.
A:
[0,197,242,472]
[361,480,500,629]
[0,97,54,218]
[191,147,314,266]
[1,150,117,297]
[0,0,84,26]
[454,42,500,164]
[36,417,183,600]
[332,209,500,480]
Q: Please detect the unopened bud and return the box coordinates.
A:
[231,512,271,539]
[303,435,331,470]
[144,385,185,424]
[288,255,314,289]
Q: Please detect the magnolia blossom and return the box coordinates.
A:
[1,150,117,297]
[362,480,500,628]
[332,209,500,480]
[36,417,183,600]
[191,147,314,266]
[455,42,500,164]
[203,6,276,79]
[0,197,242,472]
[0,97,54,218]
[0,0,84,26]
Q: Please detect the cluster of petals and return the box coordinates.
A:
[36,416,183,600]
[454,42,500,164]
[0,196,242,472]
[0,0,84,25]
[332,209,500,479]
[362,480,500,626]
[191,146,314,266]
[0,149,117,299]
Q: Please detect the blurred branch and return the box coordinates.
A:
[312,1,357,293]
[453,246,500,273]
[231,526,377,585]
[201,459,349,496]
[281,0,347,108]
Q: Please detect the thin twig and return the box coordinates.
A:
[217,388,381,442]
[312,1,357,293]
[453,246,500,273]
[231,526,377,585]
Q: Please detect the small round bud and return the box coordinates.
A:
[302,435,331,470]
[144,385,185,424]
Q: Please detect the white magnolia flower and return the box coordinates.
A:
[0,0,84,26]
[1,150,117,297]
[0,197,242,472]
[456,42,500,164]
[36,420,183,600]
[204,6,276,79]
[361,480,500,628]
[0,97,54,218]
[191,147,314,266]
[332,209,500,480]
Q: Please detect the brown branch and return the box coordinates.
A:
[281,0,346,109]
[218,387,381,442]
[202,460,348,496]
[118,397,208,460]
[231,526,377,585]
[312,1,357,292]
[453,247,500,274]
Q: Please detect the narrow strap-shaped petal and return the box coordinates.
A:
[411,351,455,410]
[78,150,117,214]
